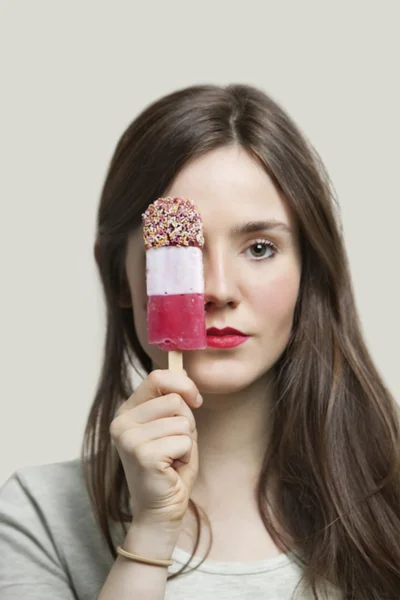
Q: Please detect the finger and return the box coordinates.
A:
[132,394,196,431]
[116,416,194,452]
[136,435,194,470]
[118,369,202,414]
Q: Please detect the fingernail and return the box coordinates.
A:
[195,394,203,406]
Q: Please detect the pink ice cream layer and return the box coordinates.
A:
[147,293,206,350]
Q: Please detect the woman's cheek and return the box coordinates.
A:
[248,269,300,324]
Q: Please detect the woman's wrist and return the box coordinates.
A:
[123,519,182,561]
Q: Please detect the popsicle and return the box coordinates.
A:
[142,196,206,369]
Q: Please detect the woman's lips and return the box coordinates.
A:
[206,327,250,349]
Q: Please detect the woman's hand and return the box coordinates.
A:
[110,369,202,529]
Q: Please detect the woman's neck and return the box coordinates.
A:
[192,371,274,500]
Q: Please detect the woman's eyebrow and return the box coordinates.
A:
[230,220,292,236]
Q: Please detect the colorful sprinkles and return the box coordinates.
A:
[142,196,204,250]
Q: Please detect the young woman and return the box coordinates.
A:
[1,84,400,600]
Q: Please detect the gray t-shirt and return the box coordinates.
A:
[0,459,341,599]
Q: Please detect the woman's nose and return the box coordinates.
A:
[203,249,240,311]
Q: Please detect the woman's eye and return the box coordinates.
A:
[245,240,277,260]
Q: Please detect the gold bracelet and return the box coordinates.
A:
[116,545,173,567]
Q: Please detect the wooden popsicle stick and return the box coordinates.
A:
[168,350,183,371]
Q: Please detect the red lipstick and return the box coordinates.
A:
[206,327,250,349]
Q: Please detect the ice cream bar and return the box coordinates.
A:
[142,196,206,352]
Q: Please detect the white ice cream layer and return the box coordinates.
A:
[146,246,204,295]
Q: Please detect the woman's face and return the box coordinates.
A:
[125,145,302,395]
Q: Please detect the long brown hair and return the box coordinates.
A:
[82,84,400,598]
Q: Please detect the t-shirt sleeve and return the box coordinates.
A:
[0,471,76,600]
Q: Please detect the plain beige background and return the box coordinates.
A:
[0,1,399,485]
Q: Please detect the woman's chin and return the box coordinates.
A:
[183,358,257,395]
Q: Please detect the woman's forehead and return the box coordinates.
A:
[164,146,293,230]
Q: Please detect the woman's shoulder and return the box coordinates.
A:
[0,457,114,597]
[0,459,120,598]
[0,457,86,510]
[0,457,99,546]
[0,456,110,554]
